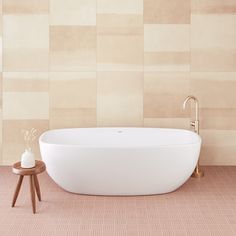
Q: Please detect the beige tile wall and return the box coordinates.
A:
[0,0,236,165]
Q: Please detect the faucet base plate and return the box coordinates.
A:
[191,169,204,178]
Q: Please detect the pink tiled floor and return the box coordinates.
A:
[1,166,236,236]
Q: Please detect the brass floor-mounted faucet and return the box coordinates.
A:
[183,95,204,178]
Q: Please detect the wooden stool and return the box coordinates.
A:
[12,160,46,214]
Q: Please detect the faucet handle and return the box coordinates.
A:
[190,120,199,133]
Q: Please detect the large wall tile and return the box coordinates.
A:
[3,92,49,120]
[0,2,2,72]
[50,108,96,129]
[191,72,236,130]
[191,15,236,50]
[0,73,2,164]
[50,72,97,128]
[2,72,49,120]
[50,0,96,25]
[50,26,96,71]
[191,72,236,165]
[191,50,236,72]
[0,73,2,106]
[4,15,48,49]
[190,72,236,109]
[191,79,236,108]
[97,0,143,14]
[2,120,49,165]
[199,130,236,165]
[3,0,49,14]
[50,72,96,108]
[145,25,190,52]
[200,146,236,165]
[144,118,190,129]
[192,0,236,14]
[198,108,236,130]
[0,108,2,163]
[97,71,143,126]
[3,15,49,71]
[0,146,1,165]
[0,45,2,73]
[144,0,190,24]
[191,15,236,71]
[0,7,2,164]
[144,24,190,71]
[2,72,48,162]
[97,14,143,34]
[144,72,190,118]
[3,72,48,92]
[97,14,143,71]
[144,52,190,72]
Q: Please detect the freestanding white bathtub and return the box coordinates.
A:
[39,128,201,196]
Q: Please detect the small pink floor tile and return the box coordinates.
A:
[1,166,236,235]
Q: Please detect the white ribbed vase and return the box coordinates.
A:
[21,149,35,168]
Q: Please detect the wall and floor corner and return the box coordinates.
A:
[0,0,235,165]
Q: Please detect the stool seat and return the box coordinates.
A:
[11,160,46,214]
[12,160,46,176]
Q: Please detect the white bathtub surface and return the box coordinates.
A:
[40,127,201,147]
[39,128,201,195]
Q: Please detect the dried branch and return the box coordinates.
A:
[21,128,38,150]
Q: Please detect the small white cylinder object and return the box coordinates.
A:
[21,149,35,168]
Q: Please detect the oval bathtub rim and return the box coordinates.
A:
[39,127,202,148]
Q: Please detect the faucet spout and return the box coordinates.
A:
[183,95,199,125]
[183,96,191,110]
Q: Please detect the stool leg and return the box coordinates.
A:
[12,175,24,207]
[29,175,36,214]
[34,175,41,201]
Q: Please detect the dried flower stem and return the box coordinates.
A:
[21,128,38,150]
